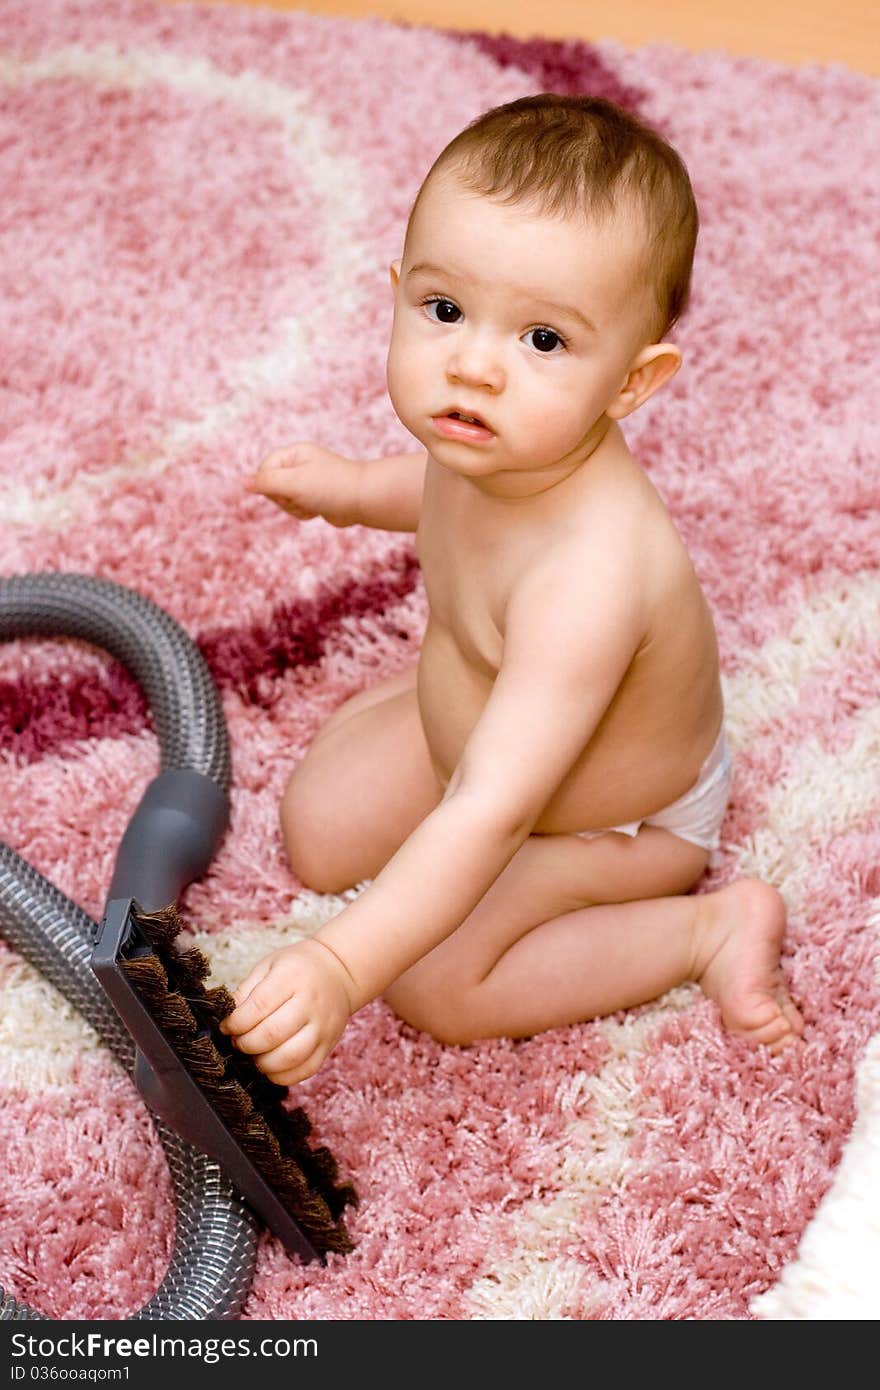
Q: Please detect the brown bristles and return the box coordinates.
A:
[120,903,355,1255]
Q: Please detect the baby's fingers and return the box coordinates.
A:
[245,472,319,521]
[218,958,275,1036]
[256,443,310,474]
[263,492,318,520]
[247,443,312,491]
[245,465,300,496]
[230,996,309,1060]
[256,1028,326,1087]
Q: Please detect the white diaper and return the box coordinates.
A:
[577,725,731,855]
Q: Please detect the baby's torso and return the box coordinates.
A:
[415,450,724,835]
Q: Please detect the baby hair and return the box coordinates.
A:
[409,94,699,339]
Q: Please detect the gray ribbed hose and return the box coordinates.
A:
[0,573,257,1320]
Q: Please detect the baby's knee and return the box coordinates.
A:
[384,976,479,1047]
[279,769,347,895]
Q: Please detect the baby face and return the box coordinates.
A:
[386,168,658,490]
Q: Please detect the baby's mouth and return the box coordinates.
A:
[432,409,495,441]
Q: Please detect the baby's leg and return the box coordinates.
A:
[280,666,443,892]
[384,828,803,1053]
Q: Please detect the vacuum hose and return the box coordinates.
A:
[0,573,258,1320]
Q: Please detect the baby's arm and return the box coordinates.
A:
[222,539,647,1084]
[247,443,427,532]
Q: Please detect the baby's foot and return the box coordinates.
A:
[692,879,804,1052]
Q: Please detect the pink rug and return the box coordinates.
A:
[1,0,879,1321]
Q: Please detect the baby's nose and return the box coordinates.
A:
[446,340,505,393]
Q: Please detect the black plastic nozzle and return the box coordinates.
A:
[106,769,230,914]
[92,898,354,1263]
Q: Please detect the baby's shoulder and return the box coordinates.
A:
[519,468,695,624]
[591,452,692,564]
[562,462,675,562]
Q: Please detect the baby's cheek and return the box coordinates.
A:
[546,380,604,451]
[513,397,578,460]
[386,344,425,433]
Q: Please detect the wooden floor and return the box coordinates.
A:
[193,0,880,74]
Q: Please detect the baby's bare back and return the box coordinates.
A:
[416,441,724,835]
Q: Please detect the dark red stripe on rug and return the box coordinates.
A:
[443,28,646,110]
[0,548,420,761]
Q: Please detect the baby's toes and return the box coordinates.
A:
[727,986,797,1050]
[753,991,803,1053]
[772,991,805,1048]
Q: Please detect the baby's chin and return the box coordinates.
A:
[431,449,590,501]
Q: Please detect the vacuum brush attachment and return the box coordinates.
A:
[93,897,356,1263]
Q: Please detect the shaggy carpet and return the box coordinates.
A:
[1,0,879,1321]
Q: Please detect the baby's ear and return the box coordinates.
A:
[606,343,682,420]
[389,259,402,290]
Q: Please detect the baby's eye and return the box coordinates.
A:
[523,327,566,354]
[421,297,462,324]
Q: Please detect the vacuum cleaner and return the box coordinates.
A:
[0,573,355,1320]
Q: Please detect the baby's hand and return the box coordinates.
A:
[219,938,356,1086]
[245,442,363,528]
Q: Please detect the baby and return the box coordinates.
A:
[221,94,803,1085]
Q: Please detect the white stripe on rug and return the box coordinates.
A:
[752,900,880,1319]
[723,569,878,753]
[0,44,370,527]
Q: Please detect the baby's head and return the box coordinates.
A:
[407,94,697,342]
[387,94,699,485]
